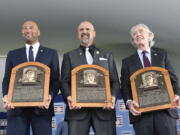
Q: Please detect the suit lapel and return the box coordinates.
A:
[35,45,45,62]
[21,47,28,62]
[151,49,159,66]
[93,48,101,65]
[132,53,143,70]
[77,48,87,64]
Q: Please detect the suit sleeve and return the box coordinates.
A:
[120,59,132,103]
[108,53,120,98]
[60,53,71,103]
[49,50,60,99]
[2,51,13,97]
[164,51,180,95]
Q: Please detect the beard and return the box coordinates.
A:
[23,33,38,44]
[81,33,90,45]
[82,38,89,45]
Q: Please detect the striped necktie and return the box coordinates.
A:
[142,51,151,67]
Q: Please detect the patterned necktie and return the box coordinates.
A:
[142,51,151,67]
[29,46,34,61]
[85,48,93,64]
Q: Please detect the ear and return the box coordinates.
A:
[148,32,153,41]
[38,29,41,37]
[93,31,96,38]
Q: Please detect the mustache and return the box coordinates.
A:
[81,33,89,37]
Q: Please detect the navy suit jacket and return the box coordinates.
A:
[2,45,60,116]
[120,47,180,123]
[60,47,120,121]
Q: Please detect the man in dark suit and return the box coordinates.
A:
[2,20,60,135]
[60,21,120,135]
[120,24,180,135]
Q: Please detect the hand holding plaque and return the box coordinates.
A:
[38,95,52,109]
[127,100,141,116]
[3,95,14,110]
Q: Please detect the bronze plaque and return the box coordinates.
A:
[72,65,112,107]
[130,67,175,112]
[7,62,50,107]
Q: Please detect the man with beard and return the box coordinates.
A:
[2,20,60,135]
[120,24,180,135]
[60,21,120,135]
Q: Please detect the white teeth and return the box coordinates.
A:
[82,35,88,38]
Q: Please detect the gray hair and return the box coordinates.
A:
[130,24,155,48]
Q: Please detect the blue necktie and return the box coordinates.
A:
[142,51,151,67]
[29,46,34,61]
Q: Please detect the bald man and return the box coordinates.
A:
[2,20,60,135]
[60,21,120,135]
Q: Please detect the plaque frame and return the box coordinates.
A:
[7,62,50,107]
[130,66,175,112]
[71,64,112,107]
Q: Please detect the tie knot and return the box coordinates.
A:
[30,46,33,50]
[142,51,148,55]
[86,48,89,51]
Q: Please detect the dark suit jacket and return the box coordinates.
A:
[120,47,180,123]
[2,45,60,116]
[60,47,120,121]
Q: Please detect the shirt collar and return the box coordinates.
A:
[80,44,95,51]
[25,42,40,50]
[137,48,151,55]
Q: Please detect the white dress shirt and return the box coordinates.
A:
[25,42,40,61]
[137,48,151,67]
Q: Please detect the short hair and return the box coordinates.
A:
[130,24,155,47]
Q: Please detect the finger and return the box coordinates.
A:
[7,104,14,110]
[3,103,8,109]
[67,96,72,102]
[74,106,81,109]
[44,104,49,109]
[46,95,52,102]
[129,103,141,116]
[68,102,73,110]
[130,108,141,116]
[132,101,139,108]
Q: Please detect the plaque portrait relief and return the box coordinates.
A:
[139,71,160,90]
[83,70,97,86]
[71,64,112,107]
[18,67,39,84]
[130,67,175,112]
[7,62,50,107]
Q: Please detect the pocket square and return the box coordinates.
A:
[99,57,108,61]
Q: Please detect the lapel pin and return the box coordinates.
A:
[154,53,157,56]
[40,50,43,52]
[79,52,82,55]
[96,51,100,54]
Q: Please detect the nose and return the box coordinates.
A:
[136,31,141,36]
[26,28,32,33]
[82,28,88,33]
[24,28,32,33]
[83,30,87,33]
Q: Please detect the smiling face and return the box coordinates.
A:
[77,21,96,47]
[22,21,40,45]
[131,25,153,51]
